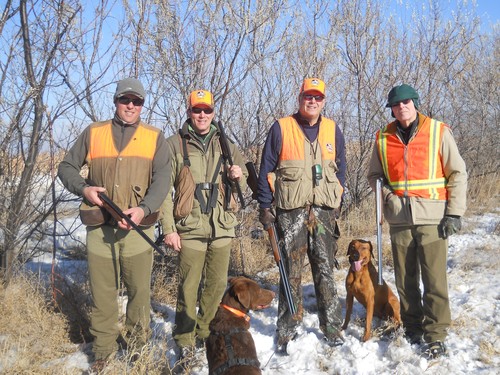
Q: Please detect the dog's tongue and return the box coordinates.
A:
[352,260,363,272]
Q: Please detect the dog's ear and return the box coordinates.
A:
[368,241,375,258]
[233,282,252,309]
[347,240,354,255]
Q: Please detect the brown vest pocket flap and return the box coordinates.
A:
[80,206,108,226]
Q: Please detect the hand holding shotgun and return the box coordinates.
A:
[83,182,167,257]
[217,121,246,209]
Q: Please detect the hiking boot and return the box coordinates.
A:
[90,359,109,374]
[323,334,345,347]
[173,346,196,374]
[178,346,195,361]
[421,340,447,360]
[195,337,206,351]
[405,331,423,345]
[276,330,299,356]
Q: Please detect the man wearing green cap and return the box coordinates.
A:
[367,84,467,359]
[58,78,171,371]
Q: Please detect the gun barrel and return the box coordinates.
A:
[99,192,167,257]
[376,178,384,285]
[268,225,297,315]
[217,121,245,208]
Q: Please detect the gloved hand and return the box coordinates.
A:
[259,207,275,229]
[438,215,462,239]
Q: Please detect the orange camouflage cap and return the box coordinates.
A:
[189,90,214,108]
[300,78,325,96]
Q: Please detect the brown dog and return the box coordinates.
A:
[342,239,401,342]
[206,277,275,375]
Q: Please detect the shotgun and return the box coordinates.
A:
[217,121,245,209]
[246,162,296,315]
[376,177,384,285]
[87,183,167,257]
[267,222,297,315]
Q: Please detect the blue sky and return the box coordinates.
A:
[476,0,500,28]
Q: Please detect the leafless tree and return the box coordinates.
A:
[0,0,126,281]
[0,0,498,281]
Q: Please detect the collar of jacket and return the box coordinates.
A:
[180,119,218,143]
[113,113,140,127]
[396,113,419,144]
[293,112,322,127]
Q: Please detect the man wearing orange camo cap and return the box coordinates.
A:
[161,90,247,366]
[257,78,347,355]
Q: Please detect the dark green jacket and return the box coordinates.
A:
[161,120,247,240]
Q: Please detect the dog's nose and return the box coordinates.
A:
[352,252,360,261]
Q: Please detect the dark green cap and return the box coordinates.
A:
[386,84,419,108]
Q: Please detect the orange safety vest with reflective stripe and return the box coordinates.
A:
[85,121,160,211]
[376,116,448,200]
[273,116,343,209]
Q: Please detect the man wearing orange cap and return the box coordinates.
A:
[257,78,346,354]
[161,90,247,366]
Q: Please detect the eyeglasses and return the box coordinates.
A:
[391,99,412,107]
[117,97,144,106]
[303,94,325,102]
[191,107,214,114]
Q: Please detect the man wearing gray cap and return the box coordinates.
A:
[367,84,467,360]
[58,77,171,371]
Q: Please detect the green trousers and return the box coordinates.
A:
[390,224,451,343]
[86,225,154,360]
[173,237,232,348]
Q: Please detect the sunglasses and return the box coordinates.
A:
[391,99,412,107]
[303,94,325,102]
[191,107,214,114]
[117,96,144,106]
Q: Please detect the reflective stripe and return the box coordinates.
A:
[377,115,447,200]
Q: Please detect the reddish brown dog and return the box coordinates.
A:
[342,239,401,342]
[206,277,275,375]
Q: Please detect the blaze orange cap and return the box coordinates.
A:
[300,78,326,96]
[189,90,214,108]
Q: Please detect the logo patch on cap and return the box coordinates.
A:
[311,79,320,87]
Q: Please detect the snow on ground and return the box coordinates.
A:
[26,212,499,374]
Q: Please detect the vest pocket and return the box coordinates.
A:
[276,167,305,209]
[410,197,447,225]
[217,208,238,229]
[131,184,146,207]
[384,194,411,225]
[315,164,342,208]
[177,200,203,230]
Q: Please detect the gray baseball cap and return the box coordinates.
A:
[114,78,146,101]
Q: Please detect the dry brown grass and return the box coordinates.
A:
[0,273,81,374]
[151,249,180,307]
[467,171,500,215]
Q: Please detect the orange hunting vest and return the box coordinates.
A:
[273,116,342,209]
[376,115,448,200]
[86,121,159,211]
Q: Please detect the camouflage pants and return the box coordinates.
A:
[275,206,342,344]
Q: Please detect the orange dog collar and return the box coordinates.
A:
[220,304,250,322]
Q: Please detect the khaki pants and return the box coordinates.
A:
[173,237,231,348]
[390,224,451,343]
[87,225,154,360]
